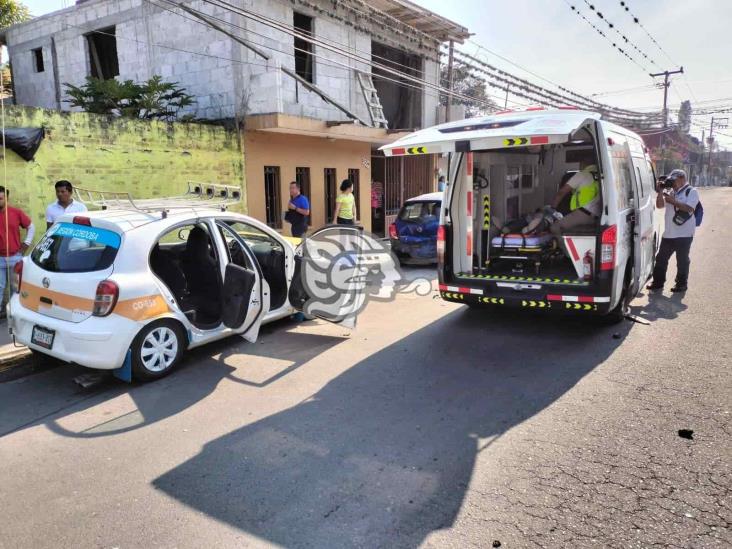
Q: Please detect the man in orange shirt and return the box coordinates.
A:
[0,186,35,319]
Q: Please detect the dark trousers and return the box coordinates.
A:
[651,237,693,286]
[336,217,355,225]
[290,222,307,238]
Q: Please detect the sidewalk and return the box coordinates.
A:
[0,319,32,376]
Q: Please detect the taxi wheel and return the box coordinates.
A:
[131,320,186,380]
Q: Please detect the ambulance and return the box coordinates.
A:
[380,108,663,321]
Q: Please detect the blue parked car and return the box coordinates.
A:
[389,192,442,264]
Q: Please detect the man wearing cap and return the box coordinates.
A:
[647,169,699,293]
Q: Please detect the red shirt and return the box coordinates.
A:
[0,206,32,257]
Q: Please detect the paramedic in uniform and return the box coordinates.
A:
[549,159,601,256]
[647,169,699,293]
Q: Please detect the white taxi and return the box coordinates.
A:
[8,207,359,380]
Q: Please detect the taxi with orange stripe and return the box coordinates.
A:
[8,210,359,380]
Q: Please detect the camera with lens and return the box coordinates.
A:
[658,175,674,189]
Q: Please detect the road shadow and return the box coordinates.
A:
[0,318,343,439]
[154,307,631,547]
[629,290,688,321]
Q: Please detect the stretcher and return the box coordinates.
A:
[490,232,557,274]
[491,232,554,251]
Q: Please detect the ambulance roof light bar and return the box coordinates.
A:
[74,183,243,216]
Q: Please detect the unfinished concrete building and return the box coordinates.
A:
[1,0,469,234]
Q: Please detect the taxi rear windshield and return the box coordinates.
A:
[398,201,440,222]
[31,222,121,273]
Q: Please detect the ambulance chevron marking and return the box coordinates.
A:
[503,137,529,147]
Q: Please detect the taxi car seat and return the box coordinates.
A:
[181,227,222,322]
[150,244,187,297]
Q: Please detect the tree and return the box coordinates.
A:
[0,0,31,29]
[440,62,496,118]
[63,76,195,121]
[678,100,692,135]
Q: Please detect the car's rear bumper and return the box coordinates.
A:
[8,296,137,369]
[390,238,437,263]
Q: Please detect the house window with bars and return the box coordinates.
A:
[324,168,337,223]
[264,166,282,229]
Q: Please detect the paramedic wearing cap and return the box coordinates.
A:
[45,180,87,229]
[550,159,601,255]
[647,169,699,293]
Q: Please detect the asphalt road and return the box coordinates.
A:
[0,188,730,548]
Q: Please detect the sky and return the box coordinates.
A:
[412,0,732,149]
[16,0,732,148]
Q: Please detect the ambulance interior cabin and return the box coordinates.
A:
[463,128,601,282]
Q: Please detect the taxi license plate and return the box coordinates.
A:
[31,326,55,349]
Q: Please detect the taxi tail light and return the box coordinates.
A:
[600,225,617,271]
[388,222,398,240]
[73,216,92,226]
[12,260,23,293]
[436,225,446,264]
[93,280,119,317]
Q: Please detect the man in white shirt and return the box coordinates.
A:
[46,180,87,228]
[647,169,699,292]
[550,159,601,257]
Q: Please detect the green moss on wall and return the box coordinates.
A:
[0,106,245,239]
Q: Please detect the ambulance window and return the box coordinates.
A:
[506,166,520,190]
[635,167,645,198]
[610,145,633,210]
[31,222,120,272]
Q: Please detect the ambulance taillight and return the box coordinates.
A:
[436,225,446,264]
[600,225,617,271]
[93,280,119,317]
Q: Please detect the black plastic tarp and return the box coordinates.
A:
[2,128,45,161]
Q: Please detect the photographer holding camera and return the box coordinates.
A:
[647,169,700,293]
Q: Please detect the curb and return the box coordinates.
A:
[0,346,34,382]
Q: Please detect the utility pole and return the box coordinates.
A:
[504,86,509,109]
[650,67,684,173]
[707,116,729,184]
[700,129,705,183]
[446,40,455,123]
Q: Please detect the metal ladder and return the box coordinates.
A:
[356,71,389,129]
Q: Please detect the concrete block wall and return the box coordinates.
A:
[0,106,245,240]
[4,0,443,126]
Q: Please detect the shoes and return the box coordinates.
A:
[670,285,687,292]
[646,283,663,291]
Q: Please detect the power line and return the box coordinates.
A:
[449,47,663,124]
[184,0,493,108]
[59,6,490,118]
[563,0,648,72]
[463,38,663,121]
[580,0,661,68]
[617,1,698,103]
[617,1,675,64]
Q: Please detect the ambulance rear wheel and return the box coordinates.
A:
[131,320,186,380]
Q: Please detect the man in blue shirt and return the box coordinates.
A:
[287,181,310,237]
